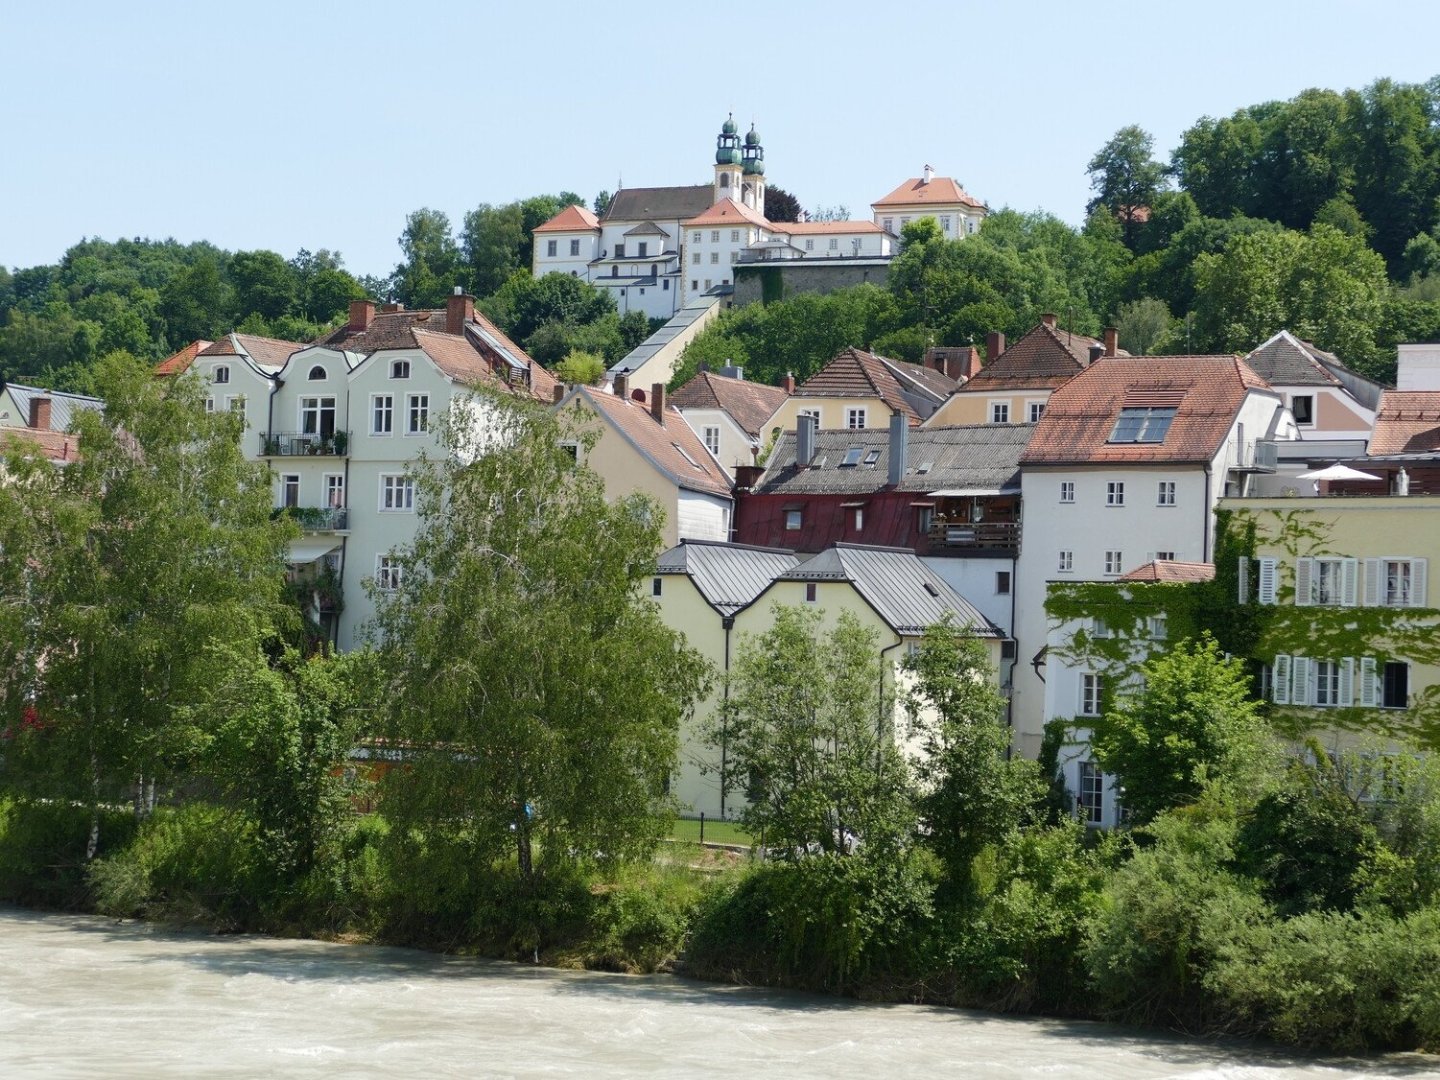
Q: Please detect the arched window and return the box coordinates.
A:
[719,173,730,187]
[213,365,230,384]
[308,365,326,380]
[390,360,410,380]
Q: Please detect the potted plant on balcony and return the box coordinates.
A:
[331,431,348,456]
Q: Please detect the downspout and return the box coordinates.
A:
[1006,551,1019,743]
[879,637,905,749]
[720,615,734,818]
[1202,464,1213,562]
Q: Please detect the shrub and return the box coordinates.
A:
[582,862,705,973]
[0,796,136,909]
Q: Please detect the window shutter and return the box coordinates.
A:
[1339,657,1354,706]
[1364,558,1381,607]
[1291,656,1311,706]
[1359,657,1378,707]
[1294,557,1314,606]
[1342,558,1358,607]
[1273,655,1291,704]
[1258,557,1278,605]
[1412,558,1428,608]
[1237,556,1251,604]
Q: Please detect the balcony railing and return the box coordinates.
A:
[260,431,350,457]
[928,521,1020,551]
[273,506,349,531]
[1232,440,1278,472]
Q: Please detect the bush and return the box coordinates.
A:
[0,796,137,909]
[581,862,705,973]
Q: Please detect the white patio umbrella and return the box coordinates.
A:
[1295,463,1383,482]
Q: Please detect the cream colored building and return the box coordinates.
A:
[764,347,957,439]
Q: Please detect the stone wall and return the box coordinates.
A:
[733,260,892,307]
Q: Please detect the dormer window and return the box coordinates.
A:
[213,365,230,384]
[308,365,327,381]
[1109,407,1176,444]
[390,360,410,380]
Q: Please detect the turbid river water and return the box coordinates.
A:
[2,907,1435,1079]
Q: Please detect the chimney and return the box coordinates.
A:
[348,300,375,331]
[986,332,1005,363]
[887,412,908,486]
[1040,312,1057,329]
[552,384,566,404]
[796,413,817,467]
[446,287,474,336]
[613,372,629,399]
[924,347,949,379]
[734,464,764,491]
[651,382,666,423]
[782,372,796,395]
[28,394,52,431]
[719,365,744,380]
[1104,326,1118,357]
[698,361,710,373]
[922,164,934,185]
[378,302,405,313]
[959,346,982,380]
[1088,344,1105,366]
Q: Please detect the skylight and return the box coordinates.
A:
[840,447,864,466]
[1109,407,1176,444]
[863,449,882,466]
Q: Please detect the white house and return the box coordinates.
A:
[871,166,988,240]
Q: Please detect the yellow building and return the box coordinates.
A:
[651,540,1003,818]
[764,347,956,440]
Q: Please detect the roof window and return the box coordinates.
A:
[840,447,864,466]
[1109,406,1176,444]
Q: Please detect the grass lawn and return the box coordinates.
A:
[670,817,753,846]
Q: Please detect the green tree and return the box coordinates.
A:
[228,250,298,321]
[764,186,802,223]
[1343,78,1440,272]
[1091,634,1275,824]
[902,620,1040,887]
[160,256,232,345]
[714,605,913,857]
[481,270,616,345]
[593,190,613,217]
[372,392,709,884]
[460,202,526,297]
[1113,297,1173,356]
[393,208,462,308]
[1086,125,1167,248]
[553,349,607,385]
[0,352,292,856]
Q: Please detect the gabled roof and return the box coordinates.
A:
[755,424,1029,496]
[1020,356,1275,466]
[604,185,715,223]
[657,539,800,617]
[779,544,1000,637]
[4,384,104,432]
[411,329,503,387]
[884,357,960,402]
[622,221,670,237]
[532,204,600,234]
[872,176,985,211]
[1,426,80,463]
[1369,390,1440,454]
[682,197,770,230]
[795,348,923,423]
[569,386,733,498]
[154,339,214,377]
[1244,330,1342,388]
[199,333,304,372]
[960,323,1102,393]
[1120,560,1216,583]
[670,370,790,438]
[772,221,884,235]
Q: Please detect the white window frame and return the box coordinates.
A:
[702,426,721,456]
[990,402,1010,424]
[784,509,802,530]
[213,365,230,384]
[1058,550,1073,573]
[1059,481,1075,504]
[1079,760,1104,824]
[1106,481,1125,507]
[324,473,345,509]
[1104,550,1123,575]
[1363,557,1428,608]
[379,474,415,512]
[1157,481,1176,506]
[300,395,336,437]
[406,393,429,436]
[546,239,557,257]
[846,408,866,430]
[1296,556,1357,607]
[1027,401,1045,423]
[280,473,301,509]
[371,393,393,436]
[375,555,403,592]
[390,360,410,380]
[1080,674,1104,717]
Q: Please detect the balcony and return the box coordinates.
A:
[928,521,1020,551]
[273,506,349,531]
[260,431,350,457]
[1232,440,1278,472]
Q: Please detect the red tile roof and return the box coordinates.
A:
[533,204,600,234]
[796,348,922,424]
[154,339,213,377]
[1020,355,1274,466]
[872,176,984,210]
[773,221,884,235]
[683,197,770,230]
[670,371,790,437]
[960,323,1108,392]
[1,427,80,463]
[198,333,304,371]
[1120,560,1216,583]
[574,387,733,498]
[1369,390,1440,454]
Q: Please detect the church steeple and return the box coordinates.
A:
[740,123,766,211]
[714,113,742,203]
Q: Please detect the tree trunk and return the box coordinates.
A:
[85,756,101,861]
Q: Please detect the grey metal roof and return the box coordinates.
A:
[610,296,723,376]
[657,540,800,616]
[623,221,671,237]
[780,544,1000,637]
[604,185,715,223]
[4,383,104,431]
[1244,331,1342,388]
[755,424,1030,496]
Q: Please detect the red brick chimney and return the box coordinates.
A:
[446,288,475,336]
[782,372,796,394]
[613,373,630,399]
[1040,312,1057,329]
[29,395,52,431]
[552,384,566,404]
[651,382,666,424]
[348,300,375,331]
[378,302,405,313]
[986,332,1005,363]
[959,346,982,380]
[1104,326,1118,357]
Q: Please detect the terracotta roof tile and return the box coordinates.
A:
[960,323,1109,393]
[576,387,732,498]
[196,333,304,371]
[1,427,80,463]
[1369,390,1440,454]
[773,221,884,235]
[682,197,770,230]
[670,371,790,437]
[1120,560,1216,583]
[796,348,922,424]
[532,204,600,234]
[1020,355,1275,466]
[872,175,984,210]
[410,330,503,387]
[155,339,213,377]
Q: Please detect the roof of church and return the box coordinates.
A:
[604,185,715,223]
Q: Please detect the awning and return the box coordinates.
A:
[287,537,342,564]
[927,487,1006,497]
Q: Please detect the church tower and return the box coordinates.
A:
[740,123,766,212]
[713,114,742,204]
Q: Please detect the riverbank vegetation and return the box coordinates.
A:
[4,372,1440,1054]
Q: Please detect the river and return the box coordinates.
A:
[1,908,1434,1078]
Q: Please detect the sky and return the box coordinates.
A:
[4,0,1440,281]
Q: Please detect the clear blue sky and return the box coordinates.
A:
[3,0,1438,280]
